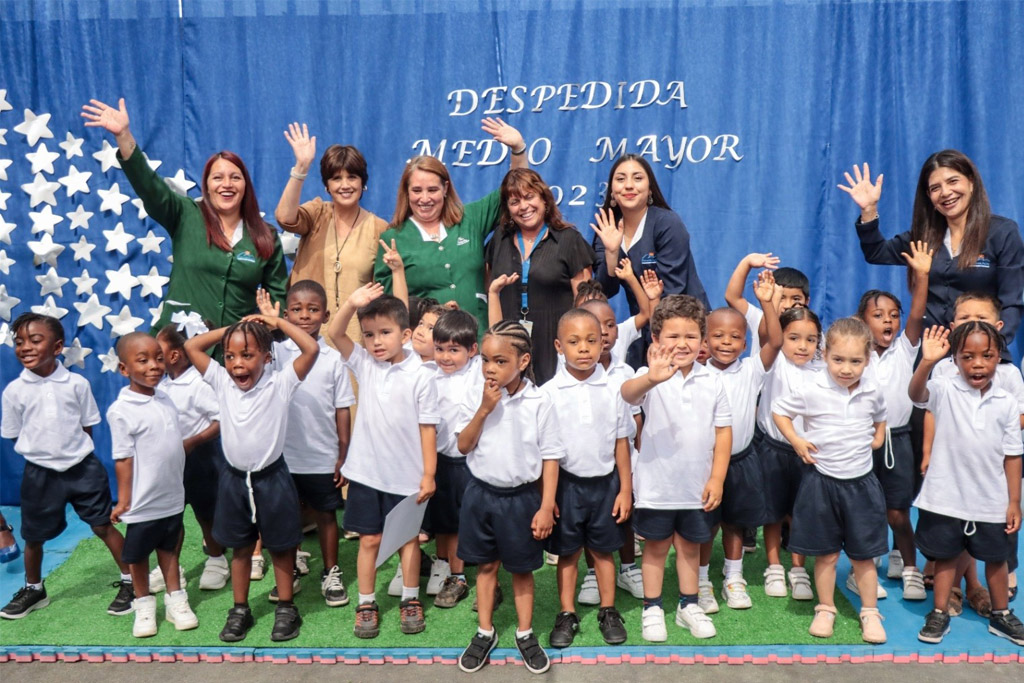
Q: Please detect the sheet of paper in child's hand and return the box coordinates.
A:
[375,493,427,568]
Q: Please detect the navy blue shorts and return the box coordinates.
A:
[788,468,888,560]
[633,507,720,543]
[212,457,303,553]
[546,469,622,556]
[871,426,914,510]
[915,509,1012,564]
[720,442,767,527]
[20,454,113,542]
[122,512,184,564]
[343,480,406,536]
[425,453,470,535]
[458,478,543,574]
[757,428,808,523]
[184,437,225,522]
[292,472,344,512]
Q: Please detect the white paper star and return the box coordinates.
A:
[59,132,84,159]
[0,158,12,181]
[27,233,65,267]
[130,198,149,220]
[0,90,11,113]
[137,229,165,254]
[0,284,22,321]
[36,266,69,297]
[62,338,93,369]
[21,172,60,208]
[0,189,11,211]
[58,164,92,198]
[66,205,94,231]
[26,143,59,175]
[0,249,14,275]
[280,231,300,256]
[0,214,14,244]
[92,140,121,172]
[105,305,144,337]
[74,294,112,330]
[165,169,196,195]
[143,153,162,172]
[103,222,135,255]
[14,109,54,147]
[97,182,130,215]
[137,266,170,299]
[104,263,140,299]
[73,268,99,296]
[98,347,120,373]
[149,302,164,326]
[29,205,63,236]
[0,322,13,348]
[0,129,6,145]
[70,235,96,262]
[31,295,68,320]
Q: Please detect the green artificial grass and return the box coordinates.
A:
[0,509,862,648]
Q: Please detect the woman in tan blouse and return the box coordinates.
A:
[274,123,388,344]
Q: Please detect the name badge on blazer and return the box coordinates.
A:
[973,254,991,268]
[236,250,257,264]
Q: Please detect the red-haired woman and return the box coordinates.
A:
[82,98,288,333]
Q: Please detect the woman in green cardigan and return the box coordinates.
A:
[82,98,288,333]
[373,118,527,336]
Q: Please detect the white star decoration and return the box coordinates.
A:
[0,158,12,181]
[72,268,99,296]
[144,153,162,172]
[59,132,84,159]
[71,235,96,262]
[0,189,13,210]
[0,214,14,244]
[21,172,61,208]
[98,347,120,373]
[26,143,59,175]
[0,323,12,348]
[0,90,11,113]
[74,294,112,330]
[0,249,14,275]
[130,198,148,220]
[104,263,140,299]
[149,302,164,326]
[31,295,68,320]
[66,205,94,230]
[97,182,130,215]
[62,338,93,369]
[105,305,144,337]
[0,129,6,145]
[103,222,135,255]
[137,229,165,254]
[58,164,92,198]
[92,140,121,172]
[13,109,54,147]
[36,266,69,297]
[165,169,196,195]
[138,266,170,299]
[27,233,65,267]
[29,205,63,235]
[0,284,22,321]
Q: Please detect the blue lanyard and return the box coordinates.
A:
[516,226,548,314]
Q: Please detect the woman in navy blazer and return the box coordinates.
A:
[591,154,709,315]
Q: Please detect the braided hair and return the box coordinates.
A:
[573,279,608,306]
[483,319,534,383]
[221,319,274,355]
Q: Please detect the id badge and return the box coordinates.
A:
[520,319,534,336]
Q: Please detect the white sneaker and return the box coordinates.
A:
[616,565,644,599]
[148,565,186,593]
[295,550,311,576]
[388,565,404,597]
[675,602,717,639]
[427,557,450,596]
[697,580,720,614]
[132,595,158,638]
[901,567,927,601]
[722,575,753,610]
[845,571,887,599]
[164,589,198,630]
[321,565,349,607]
[634,538,643,556]
[887,549,904,580]
[788,567,814,601]
[545,552,559,566]
[578,571,600,605]
[199,555,230,590]
[764,564,787,597]
[250,554,265,581]
[641,605,667,642]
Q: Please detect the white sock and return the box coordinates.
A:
[477,626,495,638]
[516,627,533,639]
[358,592,375,605]
[586,568,596,577]
[724,558,743,579]
[698,564,709,582]
[401,585,419,600]
[120,573,132,583]
[27,582,43,591]
[620,562,636,573]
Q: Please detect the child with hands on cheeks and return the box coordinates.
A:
[620,295,733,642]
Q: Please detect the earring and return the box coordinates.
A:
[610,198,617,208]
[647,195,654,206]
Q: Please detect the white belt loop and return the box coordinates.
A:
[246,471,257,523]
[883,425,895,470]
[963,520,977,537]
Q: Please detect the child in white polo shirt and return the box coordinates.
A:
[621,295,732,642]
[1,313,131,621]
[108,333,196,638]
[184,313,320,644]
[327,283,439,640]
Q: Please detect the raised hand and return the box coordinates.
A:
[241,313,280,330]
[590,207,624,255]
[378,239,405,272]
[346,282,385,309]
[81,98,130,137]
[255,286,280,317]
[753,270,777,303]
[641,269,664,301]
[481,116,525,152]
[646,342,677,383]
[838,163,884,211]
[614,257,637,281]
[744,252,780,271]
[284,122,317,171]
[489,272,519,294]
[901,239,935,275]
[920,325,950,362]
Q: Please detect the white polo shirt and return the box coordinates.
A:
[707,354,769,454]
[272,338,356,475]
[864,332,919,429]
[1,365,101,471]
[435,355,483,458]
[203,361,302,472]
[632,363,732,510]
[914,375,1024,523]
[772,372,887,479]
[557,316,640,370]
[922,358,1024,414]
[455,379,565,488]
[341,345,440,496]
[158,366,219,439]
[756,355,824,441]
[542,364,635,478]
[744,305,765,355]
[107,387,186,523]
[605,360,643,417]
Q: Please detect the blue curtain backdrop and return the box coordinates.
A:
[1,0,1022,503]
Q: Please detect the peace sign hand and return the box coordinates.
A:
[284,122,317,171]
[81,98,130,137]
[379,239,404,271]
[591,208,624,255]
[838,163,884,213]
